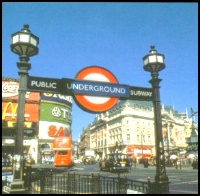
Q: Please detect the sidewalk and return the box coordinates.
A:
[131,162,194,170]
[31,163,69,172]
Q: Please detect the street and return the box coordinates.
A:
[71,162,198,194]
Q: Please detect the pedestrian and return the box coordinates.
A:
[175,158,178,169]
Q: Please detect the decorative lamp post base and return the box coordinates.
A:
[152,174,169,194]
[152,181,170,194]
[2,179,26,194]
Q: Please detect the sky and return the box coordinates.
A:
[2,2,198,141]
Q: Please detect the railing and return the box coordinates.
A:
[23,169,154,194]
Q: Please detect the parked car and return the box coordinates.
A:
[99,152,131,172]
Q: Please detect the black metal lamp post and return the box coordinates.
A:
[142,45,169,194]
[10,24,39,181]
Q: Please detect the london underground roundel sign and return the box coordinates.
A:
[73,66,119,113]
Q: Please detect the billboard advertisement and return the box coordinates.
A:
[2,79,40,101]
[2,78,40,122]
[40,102,72,124]
[40,92,72,107]
[39,121,71,139]
[2,102,39,122]
[39,93,72,138]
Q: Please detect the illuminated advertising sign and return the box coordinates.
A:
[40,93,72,107]
[39,93,72,139]
[2,102,18,120]
[38,121,70,139]
[2,102,39,121]
[39,102,72,124]
[2,79,40,100]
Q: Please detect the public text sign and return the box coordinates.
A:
[27,76,62,93]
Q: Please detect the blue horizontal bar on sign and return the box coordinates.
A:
[62,78,129,98]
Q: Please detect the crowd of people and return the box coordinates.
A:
[2,153,35,167]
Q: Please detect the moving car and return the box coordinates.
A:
[45,157,54,164]
[73,158,82,164]
[82,156,96,164]
[99,152,131,172]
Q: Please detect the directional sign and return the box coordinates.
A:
[27,76,62,93]
[27,68,154,113]
[129,86,153,101]
[72,66,121,113]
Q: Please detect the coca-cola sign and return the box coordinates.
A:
[2,80,31,98]
[2,81,19,97]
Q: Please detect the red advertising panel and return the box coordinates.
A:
[2,78,40,122]
[2,102,39,122]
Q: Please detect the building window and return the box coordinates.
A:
[143,135,146,143]
[148,135,151,143]
[137,135,140,142]
[127,134,130,142]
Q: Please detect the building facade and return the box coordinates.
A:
[79,100,196,160]
[2,77,73,163]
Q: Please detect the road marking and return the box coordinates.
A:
[170,180,198,185]
[71,167,84,170]
[170,189,198,194]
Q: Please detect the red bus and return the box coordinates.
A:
[52,136,73,167]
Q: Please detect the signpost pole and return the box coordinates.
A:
[143,46,169,194]
[8,24,39,194]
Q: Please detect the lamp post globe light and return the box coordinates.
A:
[10,24,39,183]
[142,45,169,194]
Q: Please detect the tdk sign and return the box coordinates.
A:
[62,78,129,98]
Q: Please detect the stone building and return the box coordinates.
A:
[79,100,195,160]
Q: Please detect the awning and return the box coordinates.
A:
[126,145,153,156]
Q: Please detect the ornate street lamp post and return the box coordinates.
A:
[142,45,169,194]
[10,24,39,184]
